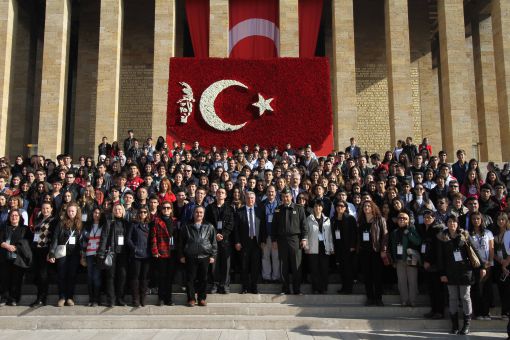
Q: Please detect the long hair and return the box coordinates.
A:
[62,202,83,231]
[357,200,382,225]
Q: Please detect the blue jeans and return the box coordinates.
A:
[86,256,102,298]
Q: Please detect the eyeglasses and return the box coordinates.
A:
[162,206,172,210]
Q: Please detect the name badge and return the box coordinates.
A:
[421,244,426,254]
[418,215,424,225]
[118,235,124,246]
[33,233,41,243]
[69,236,76,245]
[217,221,223,230]
[335,230,341,240]
[89,239,99,250]
[454,250,463,262]
[82,214,88,222]
[363,232,370,242]
[498,250,503,259]
[170,236,174,246]
[318,233,324,242]
[268,214,273,223]
[397,244,403,255]
[292,211,296,215]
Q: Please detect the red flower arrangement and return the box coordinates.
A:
[166,58,333,155]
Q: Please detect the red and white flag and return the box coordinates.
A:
[229,0,279,59]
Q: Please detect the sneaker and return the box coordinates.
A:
[65,299,75,306]
[57,299,65,307]
[198,300,207,307]
[483,315,492,321]
[187,300,196,307]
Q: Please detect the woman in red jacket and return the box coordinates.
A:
[157,178,176,203]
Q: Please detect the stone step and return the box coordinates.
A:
[18,293,430,305]
[0,314,504,331]
[20,283,381,295]
[0,303,437,318]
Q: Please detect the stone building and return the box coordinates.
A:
[0,0,508,161]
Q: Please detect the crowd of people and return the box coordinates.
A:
[1,131,510,336]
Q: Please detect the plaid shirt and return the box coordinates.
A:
[151,216,174,258]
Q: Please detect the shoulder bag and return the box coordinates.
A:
[55,230,75,259]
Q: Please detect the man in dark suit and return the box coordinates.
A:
[234,191,267,294]
[345,137,361,159]
[271,188,308,295]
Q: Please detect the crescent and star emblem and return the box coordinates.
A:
[179,80,274,132]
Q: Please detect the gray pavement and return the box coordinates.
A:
[0,330,505,340]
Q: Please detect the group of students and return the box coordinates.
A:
[0,134,509,336]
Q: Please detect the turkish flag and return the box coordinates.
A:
[166,58,334,155]
[229,0,279,59]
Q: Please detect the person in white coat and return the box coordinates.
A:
[305,199,334,294]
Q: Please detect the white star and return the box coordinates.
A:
[252,93,274,116]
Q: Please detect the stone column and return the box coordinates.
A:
[152,0,175,140]
[0,0,16,156]
[472,18,502,161]
[94,0,123,158]
[280,0,299,57]
[385,0,413,145]
[492,0,510,160]
[437,0,473,157]
[418,53,442,150]
[331,0,356,151]
[210,0,228,57]
[37,0,71,159]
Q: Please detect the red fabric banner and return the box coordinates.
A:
[229,0,279,59]
[167,58,334,155]
[299,0,323,57]
[185,0,209,58]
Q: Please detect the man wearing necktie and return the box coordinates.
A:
[234,191,267,294]
[272,188,308,295]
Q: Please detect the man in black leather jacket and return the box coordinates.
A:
[179,206,217,306]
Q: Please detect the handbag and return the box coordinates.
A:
[55,230,75,259]
[465,242,481,269]
[103,248,114,268]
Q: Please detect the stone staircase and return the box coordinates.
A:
[0,283,505,332]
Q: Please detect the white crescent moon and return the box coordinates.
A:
[199,80,249,132]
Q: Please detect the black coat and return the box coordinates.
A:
[234,206,267,246]
[126,221,151,259]
[178,223,217,259]
[271,203,307,240]
[205,203,234,243]
[0,224,31,267]
[99,218,127,255]
[49,222,82,258]
[437,228,484,285]
[418,221,445,271]
[331,214,357,262]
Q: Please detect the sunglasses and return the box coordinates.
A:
[162,206,172,210]
[139,211,148,214]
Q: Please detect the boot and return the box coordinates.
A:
[140,280,148,307]
[131,280,140,307]
[459,314,471,335]
[449,313,459,334]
